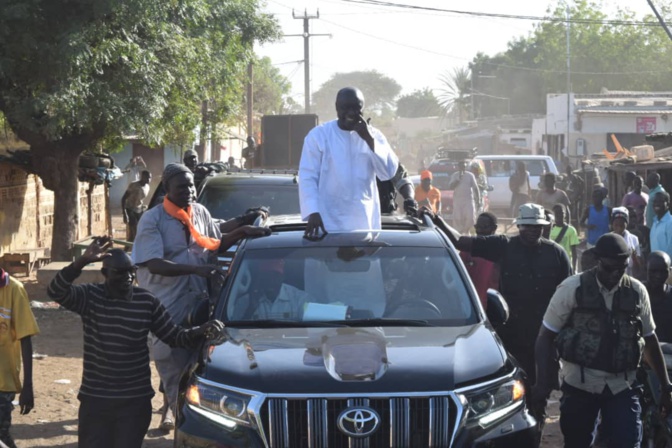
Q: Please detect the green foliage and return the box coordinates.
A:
[311,70,402,120]
[396,88,442,118]
[0,0,280,149]
[242,56,292,122]
[436,67,471,122]
[457,0,672,115]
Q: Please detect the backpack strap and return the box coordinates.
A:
[554,225,569,244]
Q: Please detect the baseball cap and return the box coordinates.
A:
[594,233,630,259]
[421,170,433,180]
[514,203,550,225]
[611,206,629,224]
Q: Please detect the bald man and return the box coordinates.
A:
[299,87,399,238]
[646,251,672,342]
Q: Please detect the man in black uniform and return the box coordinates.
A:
[422,203,572,385]
[377,163,417,215]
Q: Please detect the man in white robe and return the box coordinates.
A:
[299,87,399,236]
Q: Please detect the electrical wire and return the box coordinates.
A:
[342,0,666,27]
[320,17,672,75]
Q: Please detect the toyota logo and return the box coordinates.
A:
[337,407,381,438]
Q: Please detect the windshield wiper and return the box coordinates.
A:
[330,318,435,327]
[225,319,346,328]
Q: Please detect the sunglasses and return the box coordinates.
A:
[104,266,138,276]
[599,259,628,274]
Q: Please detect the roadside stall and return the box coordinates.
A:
[606,146,672,209]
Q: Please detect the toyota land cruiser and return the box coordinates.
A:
[175,215,538,447]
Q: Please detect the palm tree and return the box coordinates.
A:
[436,67,471,123]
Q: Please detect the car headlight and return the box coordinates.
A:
[460,379,525,427]
[185,378,254,429]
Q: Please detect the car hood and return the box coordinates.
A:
[199,324,507,394]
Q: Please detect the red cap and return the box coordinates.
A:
[421,170,433,180]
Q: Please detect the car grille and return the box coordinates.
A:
[260,395,458,448]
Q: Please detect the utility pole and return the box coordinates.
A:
[566,4,571,163]
[286,9,330,114]
[647,0,672,42]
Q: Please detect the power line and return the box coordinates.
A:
[320,17,672,76]
[342,0,665,27]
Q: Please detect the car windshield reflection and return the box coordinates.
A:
[221,246,477,327]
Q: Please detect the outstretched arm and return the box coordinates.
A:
[19,337,34,415]
[419,207,472,251]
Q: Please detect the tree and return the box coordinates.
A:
[311,70,402,121]
[460,0,672,116]
[0,0,279,260]
[396,88,442,118]
[436,67,471,122]
[248,56,292,117]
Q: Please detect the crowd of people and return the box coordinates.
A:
[3,86,672,448]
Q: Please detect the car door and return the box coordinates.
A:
[480,159,511,209]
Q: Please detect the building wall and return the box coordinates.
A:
[0,162,108,254]
[546,93,672,160]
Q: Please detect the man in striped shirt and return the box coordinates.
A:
[47,237,224,448]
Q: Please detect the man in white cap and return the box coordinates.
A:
[422,203,572,391]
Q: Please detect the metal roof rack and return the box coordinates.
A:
[226,168,298,176]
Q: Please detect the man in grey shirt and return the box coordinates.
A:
[132,163,269,430]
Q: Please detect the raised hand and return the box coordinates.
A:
[79,236,114,265]
[353,113,374,149]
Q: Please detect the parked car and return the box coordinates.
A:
[474,155,559,211]
[197,171,300,220]
[175,214,539,447]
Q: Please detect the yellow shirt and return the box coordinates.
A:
[0,276,40,392]
[542,273,654,395]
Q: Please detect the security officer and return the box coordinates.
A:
[532,233,672,448]
[377,163,417,216]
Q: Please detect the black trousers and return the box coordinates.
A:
[78,395,152,448]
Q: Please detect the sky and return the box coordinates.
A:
[255,0,658,105]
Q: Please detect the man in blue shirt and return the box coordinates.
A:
[650,191,672,258]
[646,172,666,227]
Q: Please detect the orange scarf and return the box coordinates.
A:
[163,197,221,251]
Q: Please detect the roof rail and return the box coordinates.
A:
[228,168,298,176]
[421,214,436,229]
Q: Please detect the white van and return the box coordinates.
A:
[474,155,559,210]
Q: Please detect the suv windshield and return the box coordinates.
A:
[221,246,478,326]
[199,185,300,219]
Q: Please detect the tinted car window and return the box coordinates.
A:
[222,246,477,326]
[199,185,300,219]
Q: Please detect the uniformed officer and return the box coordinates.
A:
[532,233,671,448]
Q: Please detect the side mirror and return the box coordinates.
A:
[486,289,509,327]
[487,185,494,192]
